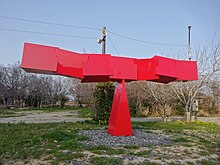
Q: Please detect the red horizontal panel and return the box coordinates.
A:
[57,50,88,79]
[83,54,112,76]
[21,43,58,74]
[176,60,198,81]
[136,58,159,80]
[58,49,87,68]
[57,63,83,79]
[110,56,137,81]
[154,55,177,78]
[21,43,198,83]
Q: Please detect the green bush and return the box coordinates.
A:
[173,103,185,116]
[128,99,138,116]
[93,82,115,124]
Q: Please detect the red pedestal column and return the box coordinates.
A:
[108,80,133,136]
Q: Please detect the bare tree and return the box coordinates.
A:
[127,81,152,116]
[0,62,29,107]
[136,81,175,121]
[171,42,220,122]
[25,74,52,107]
[0,62,78,109]
[0,65,6,107]
[208,79,220,108]
[72,79,95,107]
[49,76,73,108]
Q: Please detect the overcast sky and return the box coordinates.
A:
[0,0,219,65]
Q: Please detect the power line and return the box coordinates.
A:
[0,15,101,31]
[108,34,119,54]
[0,27,97,39]
[0,15,187,47]
[108,31,187,47]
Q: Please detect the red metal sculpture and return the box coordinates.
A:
[21,43,198,136]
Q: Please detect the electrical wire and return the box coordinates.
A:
[0,27,97,39]
[0,15,101,31]
[108,31,187,47]
[108,34,119,54]
[0,15,187,47]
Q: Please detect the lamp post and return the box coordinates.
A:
[188,26,192,61]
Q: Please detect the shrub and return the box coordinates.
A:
[93,82,115,124]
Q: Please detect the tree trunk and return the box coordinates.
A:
[185,102,191,122]
[162,106,167,122]
[186,111,191,122]
[40,100,42,108]
[191,111,197,122]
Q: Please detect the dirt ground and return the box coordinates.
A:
[132,116,220,125]
[0,110,220,125]
[0,110,86,123]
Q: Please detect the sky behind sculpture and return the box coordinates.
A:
[0,0,220,65]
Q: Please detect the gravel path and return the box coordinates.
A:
[0,111,86,123]
[197,117,220,125]
[78,129,172,147]
[0,110,220,125]
[132,116,220,125]
[131,117,183,122]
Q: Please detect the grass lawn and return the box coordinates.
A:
[0,121,219,165]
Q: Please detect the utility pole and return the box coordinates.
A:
[188,26,192,61]
[102,27,107,54]
[186,26,192,122]
[97,26,107,54]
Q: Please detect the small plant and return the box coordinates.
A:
[78,107,92,118]
[124,145,140,149]
[90,157,122,165]
[174,137,191,143]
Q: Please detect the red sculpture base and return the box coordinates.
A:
[108,80,133,136]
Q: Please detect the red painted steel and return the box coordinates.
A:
[21,43,58,75]
[21,42,198,136]
[135,58,159,80]
[21,43,198,83]
[108,80,132,136]
[57,49,88,79]
[109,56,137,82]
[82,54,113,82]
